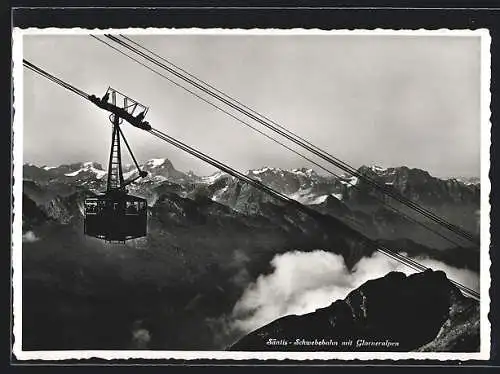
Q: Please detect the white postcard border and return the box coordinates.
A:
[12,27,492,362]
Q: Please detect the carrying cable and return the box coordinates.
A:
[149,126,480,301]
[90,35,470,249]
[101,34,479,246]
[23,59,90,100]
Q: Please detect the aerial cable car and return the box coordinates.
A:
[84,88,150,242]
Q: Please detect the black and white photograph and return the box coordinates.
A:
[12,28,491,360]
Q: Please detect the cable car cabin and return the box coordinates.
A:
[84,192,147,242]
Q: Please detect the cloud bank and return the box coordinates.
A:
[228,250,479,335]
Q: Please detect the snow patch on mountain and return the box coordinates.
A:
[286,188,344,205]
[308,195,329,205]
[291,168,316,177]
[452,177,480,186]
[371,165,387,172]
[152,175,168,183]
[123,168,139,180]
[251,167,273,175]
[200,171,228,184]
[64,163,106,179]
[212,185,230,202]
[248,167,316,178]
[340,176,359,187]
[145,158,166,168]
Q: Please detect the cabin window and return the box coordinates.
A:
[126,201,139,215]
[85,201,98,214]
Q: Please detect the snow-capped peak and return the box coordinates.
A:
[200,170,228,184]
[250,167,284,175]
[371,165,387,173]
[64,162,106,179]
[42,165,56,170]
[248,167,316,178]
[291,168,315,177]
[145,158,166,168]
[251,167,271,175]
[452,176,480,186]
[285,188,343,206]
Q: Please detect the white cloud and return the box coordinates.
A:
[228,250,479,336]
[131,320,151,349]
[22,231,39,243]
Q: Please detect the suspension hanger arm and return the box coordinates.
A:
[116,124,148,186]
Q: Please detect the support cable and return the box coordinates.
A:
[90,35,469,249]
[149,126,480,300]
[24,60,89,99]
[102,35,479,246]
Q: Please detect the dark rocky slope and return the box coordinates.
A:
[21,191,373,350]
[229,270,479,352]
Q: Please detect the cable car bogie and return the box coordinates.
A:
[84,88,150,243]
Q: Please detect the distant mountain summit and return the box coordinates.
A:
[121,158,190,184]
[354,164,480,206]
[23,158,190,189]
[452,176,481,186]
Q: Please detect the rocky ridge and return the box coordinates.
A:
[229,269,479,352]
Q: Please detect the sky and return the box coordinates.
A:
[21,32,482,178]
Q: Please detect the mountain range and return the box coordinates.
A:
[24,158,480,250]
